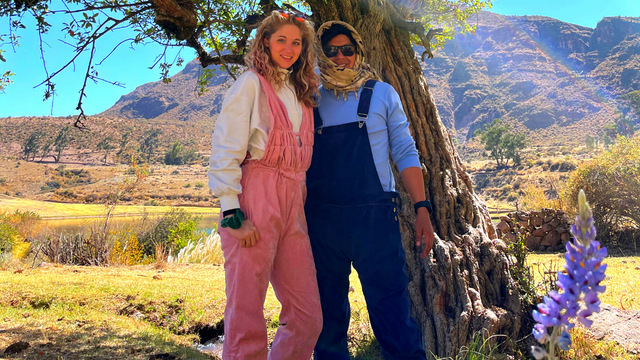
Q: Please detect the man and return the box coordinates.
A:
[305,21,435,360]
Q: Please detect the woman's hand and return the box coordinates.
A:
[415,208,434,258]
[226,218,260,248]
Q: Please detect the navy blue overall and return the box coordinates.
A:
[305,80,426,360]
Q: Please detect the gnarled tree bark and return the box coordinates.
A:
[307,0,522,357]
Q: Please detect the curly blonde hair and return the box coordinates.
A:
[244,11,319,108]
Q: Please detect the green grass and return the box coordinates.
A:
[2,253,637,359]
[0,263,377,359]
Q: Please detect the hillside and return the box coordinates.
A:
[423,13,640,144]
[100,12,640,147]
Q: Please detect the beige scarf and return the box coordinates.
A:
[316,21,379,100]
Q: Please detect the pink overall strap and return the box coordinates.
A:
[249,70,314,171]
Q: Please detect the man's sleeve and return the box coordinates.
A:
[386,86,421,171]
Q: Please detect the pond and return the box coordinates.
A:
[41,213,220,235]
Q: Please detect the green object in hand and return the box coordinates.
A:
[221,209,245,229]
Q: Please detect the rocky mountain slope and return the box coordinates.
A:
[423,12,640,144]
[102,12,640,145]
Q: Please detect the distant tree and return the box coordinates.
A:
[164,141,182,165]
[474,119,527,167]
[22,131,46,161]
[621,90,640,119]
[53,125,71,163]
[585,135,596,151]
[115,130,133,162]
[39,138,54,161]
[164,140,199,165]
[139,129,163,162]
[96,135,116,165]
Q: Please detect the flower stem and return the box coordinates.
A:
[549,326,559,359]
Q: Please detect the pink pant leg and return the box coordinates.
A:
[268,181,323,360]
[220,224,275,360]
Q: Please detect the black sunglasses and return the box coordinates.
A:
[323,45,356,58]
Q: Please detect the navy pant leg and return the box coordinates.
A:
[306,204,352,360]
[352,204,427,360]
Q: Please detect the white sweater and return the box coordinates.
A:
[207,70,303,212]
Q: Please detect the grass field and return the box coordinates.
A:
[0,196,219,219]
[1,254,638,359]
[0,264,375,360]
[527,253,640,311]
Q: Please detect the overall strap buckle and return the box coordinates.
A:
[313,107,324,134]
[356,79,377,128]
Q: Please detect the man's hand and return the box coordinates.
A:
[415,208,434,258]
[225,218,260,248]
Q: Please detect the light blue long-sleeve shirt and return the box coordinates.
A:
[316,82,421,192]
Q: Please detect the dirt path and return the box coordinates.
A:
[590,304,640,354]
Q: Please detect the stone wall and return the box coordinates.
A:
[496,208,573,251]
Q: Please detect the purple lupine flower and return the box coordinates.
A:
[533,323,549,343]
[531,346,548,360]
[558,331,572,351]
[531,190,608,360]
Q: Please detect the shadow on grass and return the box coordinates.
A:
[0,323,214,360]
[352,337,384,360]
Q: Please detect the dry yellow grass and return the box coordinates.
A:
[0,196,219,219]
[528,253,640,310]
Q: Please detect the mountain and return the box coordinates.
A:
[422,13,640,144]
[102,60,233,122]
[102,12,640,145]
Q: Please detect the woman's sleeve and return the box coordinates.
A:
[386,86,421,172]
[207,73,261,212]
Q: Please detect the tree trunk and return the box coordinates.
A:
[308,0,522,356]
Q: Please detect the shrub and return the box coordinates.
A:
[137,208,203,256]
[520,184,556,211]
[184,183,191,188]
[0,178,6,185]
[110,227,144,265]
[563,135,640,238]
[171,170,180,175]
[0,221,18,253]
[506,192,519,202]
[558,160,576,172]
[195,182,205,189]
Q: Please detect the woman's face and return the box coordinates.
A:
[266,24,303,69]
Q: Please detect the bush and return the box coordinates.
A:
[564,135,640,239]
[0,222,18,253]
[506,192,519,202]
[195,182,205,189]
[137,209,203,256]
[184,183,191,188]
[0,178,6,185]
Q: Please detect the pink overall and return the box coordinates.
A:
[219,71,323,360]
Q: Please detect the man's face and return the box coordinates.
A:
[325,34,356,69]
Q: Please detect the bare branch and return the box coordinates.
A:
[50,1,153,15]
[74,40,96,129]
[33,6,151,89]
[97,38,135,65]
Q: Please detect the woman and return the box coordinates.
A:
[207,11,322,360]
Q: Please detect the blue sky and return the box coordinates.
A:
[1,0,640,118]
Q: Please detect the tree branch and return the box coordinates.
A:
[392,18,442,61]
[207,27,237,81]
[33,6,151,89]
[50,1,153,14]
